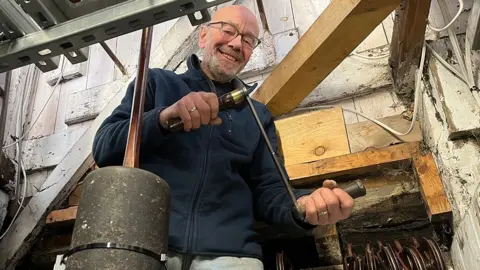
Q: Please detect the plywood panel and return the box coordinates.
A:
[274,107,350,166]
[347,115,422,153]
[353,90,406,122]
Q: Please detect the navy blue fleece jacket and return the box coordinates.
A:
[92,54,314,259]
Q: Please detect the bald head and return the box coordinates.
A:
[198,5,260,82]
[211,5,259,36]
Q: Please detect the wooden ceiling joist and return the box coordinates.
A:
[252,0,401,117]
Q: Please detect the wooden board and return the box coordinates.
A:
[352,90,406,122]
[64,80,125,125]
[274,107,350,166]
[261,0,295,35]
[413,154,452,222]
[452,207,480,270]
[346,114,422,153]
[467,0,480,50]
[389,0,432,93]
[85,39,117,90]
[251,0,400,117]
[45,206,77,226]
[22,125,89,172]
[287,142,420,186]
[427,45,480,139]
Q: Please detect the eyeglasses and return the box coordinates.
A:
[206,21,261,50]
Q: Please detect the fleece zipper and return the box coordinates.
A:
[184,76,217,257]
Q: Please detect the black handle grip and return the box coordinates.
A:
[343,180,366,199]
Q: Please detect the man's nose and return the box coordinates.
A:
[227,35,243,51]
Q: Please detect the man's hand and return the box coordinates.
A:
[297,180,354,226]
[159,91,222,132]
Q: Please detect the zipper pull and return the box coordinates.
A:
[226,111,232,133]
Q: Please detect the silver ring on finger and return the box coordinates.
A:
[317,210,328,217]
[188,106,197,113]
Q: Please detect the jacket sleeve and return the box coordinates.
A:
[92,70,172,167]
[243,106,316,233]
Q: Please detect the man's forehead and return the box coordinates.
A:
[211,6,259,35]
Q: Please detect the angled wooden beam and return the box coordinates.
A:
[467,0,480,50]
[251,0,401,117]
[288,142,420,187]
[389,0,432,93]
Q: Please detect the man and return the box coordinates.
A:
[92,4,354,269]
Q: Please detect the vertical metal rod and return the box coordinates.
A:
[123,27,153,168]
[245,96,303,219]
[100,41,128,76]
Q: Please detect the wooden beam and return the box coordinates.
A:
[467,0,480,50]
[346,115,422,153]
[413,154,452,223]
[287,142,420,187]
[45,206,78,226]
[274,107,350,166]
[389,0,432,93]
[251,0,400,117]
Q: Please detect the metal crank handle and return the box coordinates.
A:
[296,180,366,217]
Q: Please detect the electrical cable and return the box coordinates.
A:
[2,58,66,150]
[295,41,427,140]
[427,0,464,32]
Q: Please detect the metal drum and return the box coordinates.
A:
[64,166,170,270]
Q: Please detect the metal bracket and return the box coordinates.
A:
[188,9,211,25]
[0,0,229,73]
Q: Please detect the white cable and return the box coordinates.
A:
[2,59,66,150]
[351,52,389,60]
[294,41,427,139]
[428,0,464,32]
[426,43,468,84]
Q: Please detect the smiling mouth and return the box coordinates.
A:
[217,49,238,62]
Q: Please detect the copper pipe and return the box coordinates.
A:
[100,41,128,76]
[123,27,153,168]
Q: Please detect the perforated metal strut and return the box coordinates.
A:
[0,0,230,73]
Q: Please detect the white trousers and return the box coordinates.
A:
[166,251,264,270]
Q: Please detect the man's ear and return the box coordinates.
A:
[198,26,207,48]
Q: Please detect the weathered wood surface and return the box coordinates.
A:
[274,107,350,166]
[427,0,473,40]
[22,125,89,172]
[452,205,480,270]
[346,114,422,153]
[252,0,401,117]
[85,39,117,90]
[467,0,480,50]
[45,55,88,86]
[65,80,125,125]
[352,89,406,122]
[288,142,420,186]
[427,39,480,140]
[389,0,432,94]
[337,172,432,255]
